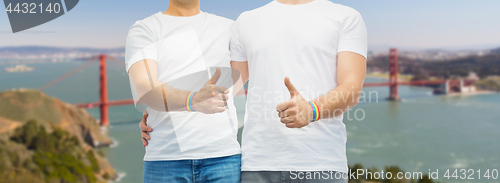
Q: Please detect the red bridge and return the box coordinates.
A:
[38,55,134,126]
[362,49,477,100]
[38,49,470,126]
[364,49,446,100]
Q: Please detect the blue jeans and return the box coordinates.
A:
[143,154,241,183]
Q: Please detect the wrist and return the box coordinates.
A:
[309,101,320,122]
[308,106,315,122]
[186,92,196,112]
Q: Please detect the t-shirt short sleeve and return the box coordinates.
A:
[125,22,158,72]
[337,8,368,59]
[230,16,247,62]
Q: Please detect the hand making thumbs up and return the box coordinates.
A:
[191,68,230,114]
[275,77,315,128]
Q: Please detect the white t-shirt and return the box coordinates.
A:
[230,0,367,172]
[125,12,241,161]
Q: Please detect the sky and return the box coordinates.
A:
[1,0,499,50]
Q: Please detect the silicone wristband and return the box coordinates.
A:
[309,101,320,122]
[186,92,196,112]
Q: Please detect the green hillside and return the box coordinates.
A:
[0,89,117,183]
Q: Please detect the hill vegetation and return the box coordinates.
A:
[475,76,500,92]
[0,89,117,182]
[348,164,437,183]
[0,120,103,182]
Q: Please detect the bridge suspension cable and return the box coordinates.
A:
[106,56,126,66]
[38,56,100,91]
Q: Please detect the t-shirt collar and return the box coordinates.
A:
[157,10,204,19]
[273,0,323,7]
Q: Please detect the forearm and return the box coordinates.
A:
[136,80,191,112]
[276,52,366,128]
[232,76,248,96]
[230,61,249,96]
[128,59,198,112]
[312,51,367,120]
[312,81,363,119]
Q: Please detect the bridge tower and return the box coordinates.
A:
[388,49,400,101]
[99,54,109,126]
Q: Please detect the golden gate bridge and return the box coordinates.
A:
[38,49,466,127]
[38,54,134,126]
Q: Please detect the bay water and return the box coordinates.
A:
[1,60,498,183]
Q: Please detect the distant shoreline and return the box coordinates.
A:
[366,73,500,95]
[445,90,499,97]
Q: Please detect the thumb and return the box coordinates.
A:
[284,77,299,97]
[209,68,222,85]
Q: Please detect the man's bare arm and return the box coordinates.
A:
[129,59,189,111]
[128,59,228,113]
[276,51,366,128]
[313,51,366,118]
[139,61,248,146]
[230,61,249,96]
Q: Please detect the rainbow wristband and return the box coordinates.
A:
[186,92,196,112]
[309,101,320,122]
